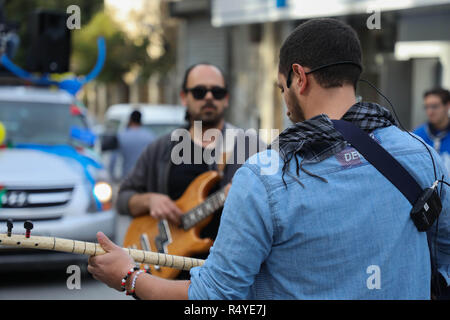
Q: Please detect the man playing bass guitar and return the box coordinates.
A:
[116,63,265,278]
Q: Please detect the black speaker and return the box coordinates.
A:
[26,10,71,73]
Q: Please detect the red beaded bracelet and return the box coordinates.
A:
[127,269,151,299]
[120,267,139,292]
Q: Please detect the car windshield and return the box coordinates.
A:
[0,101,87,146]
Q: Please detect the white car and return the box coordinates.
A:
[103,103,187,136]
[0,86,116,271]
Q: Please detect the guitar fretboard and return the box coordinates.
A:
[0,233,204,271]
[180,188,227,230]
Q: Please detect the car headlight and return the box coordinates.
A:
[93,182,112,203]
[88,181,113,212]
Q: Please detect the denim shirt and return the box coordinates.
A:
[188,125,450,299]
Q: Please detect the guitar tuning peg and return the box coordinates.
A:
[24,220,33,238]
[6,219,13,237]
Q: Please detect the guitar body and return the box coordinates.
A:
[123,171,221,279]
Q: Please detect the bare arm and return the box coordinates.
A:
[130,274,190,300]
[128,193,151,217]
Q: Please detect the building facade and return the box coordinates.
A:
[169,0,450,140]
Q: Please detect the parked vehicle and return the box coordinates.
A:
[0,86,116,271]
[103,103,187,137]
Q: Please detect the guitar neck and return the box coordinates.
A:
[181,188,227,230]
[0,233,204,271]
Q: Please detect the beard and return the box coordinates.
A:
[287,90,305,123]
[188,101,225,128]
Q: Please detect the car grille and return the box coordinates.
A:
[0,187,74,209]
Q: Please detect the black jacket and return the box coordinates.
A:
[116,122,265,216]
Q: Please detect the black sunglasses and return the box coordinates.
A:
[185,86,228,100]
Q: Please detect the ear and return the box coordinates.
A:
[224,93,230,109]
[292,64,308,95]
[180,90,188,106]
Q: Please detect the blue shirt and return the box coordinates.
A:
[188,125,450,299]
[414,123,450,174]
[111,127,155,179]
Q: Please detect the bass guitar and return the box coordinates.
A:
[123,170,227,279]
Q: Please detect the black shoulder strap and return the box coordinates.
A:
[331,120,422,205]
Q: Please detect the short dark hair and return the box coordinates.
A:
[424,88,450,105]
[129,110,142,124]
[279,18,363,89]
[181,63,228,91]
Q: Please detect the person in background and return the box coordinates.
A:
[109,110,155,181]
[414,88,450,173]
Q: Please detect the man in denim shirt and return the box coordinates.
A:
[87,18,450,300]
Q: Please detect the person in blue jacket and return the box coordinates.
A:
[414,88,450,173]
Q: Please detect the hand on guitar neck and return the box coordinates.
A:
[88,232,136,292]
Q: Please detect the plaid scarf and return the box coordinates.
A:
[274,102,398,186]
